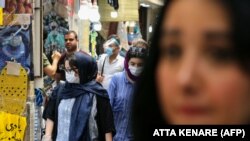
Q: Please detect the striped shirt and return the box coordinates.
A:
[108,71,135,141]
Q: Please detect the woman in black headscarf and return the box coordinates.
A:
[43,52,115,141]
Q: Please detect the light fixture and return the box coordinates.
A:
[149,25,153,33]
[78,0,90,20]
[140,3,150,8]
[89,0,100,22]
[129,21,136,27]
[93,22,102,31]
[110,11,118,18]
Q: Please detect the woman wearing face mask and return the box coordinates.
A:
[108,46,148,141]
[133,0,250,140]
[42,52,115,141]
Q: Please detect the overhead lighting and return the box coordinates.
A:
[129,21,136,27]
[89,4,100,22]
[93,22,102,31]
[140,3,150,8]
[78,0,90,20]
[149,25,153,33]
[111,11,118,18]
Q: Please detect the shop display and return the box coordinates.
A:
[108,0,119,10]
[117,22,129,50]
[90,30,98,58]
[0,112,27,141]
[4,0,32,14]
[0,8,3,26]
[44,27,65,56]
[43,8,69,62]
[0,63,28,115]
[43,12,68,34]
[0,25,31,75]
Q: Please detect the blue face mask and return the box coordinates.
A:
[105,47,113,56]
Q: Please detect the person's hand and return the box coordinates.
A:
[51,51,61,61]
[42,135,52,141]
[96,73,104,83]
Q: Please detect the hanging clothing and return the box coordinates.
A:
[44,30,65,56]
[43,14,68,62]
[43,11,69,35]
[108,0,119,10]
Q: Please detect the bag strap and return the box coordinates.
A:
[101,56,107,76]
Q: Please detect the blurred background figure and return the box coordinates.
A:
[96,34,124,90]
[133,0,250,140]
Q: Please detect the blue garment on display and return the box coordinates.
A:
[43,11,69,35]
[35,88,44,107]
[44,30,65,55]
[0,25,31,74]
[43,11,68,61]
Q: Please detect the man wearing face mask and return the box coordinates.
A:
[107,45,148,141]
[96,34,124,90]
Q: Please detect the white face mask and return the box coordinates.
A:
[65,71,80,83]
[129,65,143,76]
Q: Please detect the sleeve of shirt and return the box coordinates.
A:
[43,53,51,68]
[42,96,56,121]
[42,86,60,121]
[96,96,116,137]
[56,53,66,73]
[107,75,117,108]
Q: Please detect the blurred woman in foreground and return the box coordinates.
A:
[133,1,250,139]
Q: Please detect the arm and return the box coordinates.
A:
[105,132,113,141]
[107,76,117,107]
[96,55,104,83]
[43,51,61,78]
[42,86,58,141]
[43,118,54,141]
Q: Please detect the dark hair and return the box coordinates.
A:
[127,46,148,60]
[65,30,78,40]
[132,0,250,140]
[66,52,97,84]
[132,38,149,48]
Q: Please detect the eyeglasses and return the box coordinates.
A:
[59,65,78,73]
[65,38,75,42]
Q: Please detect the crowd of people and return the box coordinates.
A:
[42,29,149,141]
[41,0,250,141]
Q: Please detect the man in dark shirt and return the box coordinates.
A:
[55,30,87,82]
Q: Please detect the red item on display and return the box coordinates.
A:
[4,0,32,14]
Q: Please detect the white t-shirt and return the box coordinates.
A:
[97,54,124,90]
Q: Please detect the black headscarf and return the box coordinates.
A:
[53,52,109,141]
